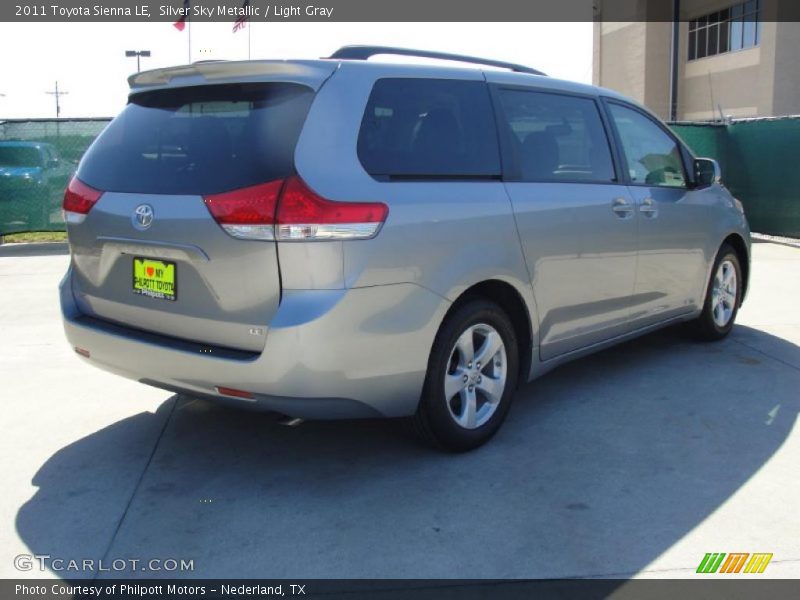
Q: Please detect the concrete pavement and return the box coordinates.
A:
[1,241,798,579]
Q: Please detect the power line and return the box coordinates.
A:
[45,81,69,118]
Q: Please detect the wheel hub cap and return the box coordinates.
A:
[444,323,508,430]
[711,259,737,328]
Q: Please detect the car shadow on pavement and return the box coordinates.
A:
[15,325,800,579]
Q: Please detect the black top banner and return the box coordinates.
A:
[4,0,800,22]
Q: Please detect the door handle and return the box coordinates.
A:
[639,198,659,218]
[611,197,634,219]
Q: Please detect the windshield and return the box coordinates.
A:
[0,147,43,168]
[77,82,315,195]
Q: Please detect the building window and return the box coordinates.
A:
[688,0,762,61]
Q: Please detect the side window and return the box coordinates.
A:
[608,103,687,188]
[357,78,500,179]
[496,89,616,182]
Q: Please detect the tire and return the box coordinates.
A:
[413,299,519,452]
[686,243,743,341]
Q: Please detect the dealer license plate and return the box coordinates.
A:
[132,257,176,301]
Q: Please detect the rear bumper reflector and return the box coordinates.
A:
[216,386,256,400]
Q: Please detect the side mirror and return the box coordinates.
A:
[694,158,721,188]
[47,159,59,169]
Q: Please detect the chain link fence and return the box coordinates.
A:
[0,118,110,236]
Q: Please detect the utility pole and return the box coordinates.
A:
[45,81,68,118]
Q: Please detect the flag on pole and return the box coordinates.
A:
[173,0,190,31]
[233,0,251,33]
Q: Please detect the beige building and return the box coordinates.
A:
[593,0,800,121]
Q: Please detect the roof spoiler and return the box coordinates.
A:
[328,45,546,76]
[127,60,337,92]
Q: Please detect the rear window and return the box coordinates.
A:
[357,78,500,179]
[77,83,314,195]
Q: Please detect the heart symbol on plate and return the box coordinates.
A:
[146,266,154,277]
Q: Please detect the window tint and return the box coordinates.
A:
[78,83,314,195]
[497,89,615,182]
[608,103,686,188]
[357,78,500,179]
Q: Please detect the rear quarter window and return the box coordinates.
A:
[77,83,314,195]
[357,78,501,180]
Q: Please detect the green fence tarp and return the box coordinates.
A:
[672,118,800,237]
[0,119,110,236]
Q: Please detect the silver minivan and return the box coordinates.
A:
[61,47,750,450]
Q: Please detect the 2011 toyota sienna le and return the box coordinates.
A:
[60,46,750,451]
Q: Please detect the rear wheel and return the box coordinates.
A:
[413,299,519,452]
[686,244,742,341]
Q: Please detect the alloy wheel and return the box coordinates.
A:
[711,259,737,327]
[444,323,508,429]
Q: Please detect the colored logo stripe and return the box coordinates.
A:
[697,553,726,573]
[697,552,772,574]
[719,553,749,573]
[744,553,773,573]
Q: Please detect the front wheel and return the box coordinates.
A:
[413,299,519,452]
[686,243,742,341]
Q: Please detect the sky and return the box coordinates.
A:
[0,21,593,119]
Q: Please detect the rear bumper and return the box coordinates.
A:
[61,267,448,419]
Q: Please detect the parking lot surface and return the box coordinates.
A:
[1,241,798,579]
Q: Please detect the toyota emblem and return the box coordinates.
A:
[133,204,154,230]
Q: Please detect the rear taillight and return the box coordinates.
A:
[63,177,103,224]
[203,180,283,240]
[203,176,388,241]
[275,177,388,241]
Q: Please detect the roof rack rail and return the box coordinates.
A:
[328,46,547,77]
